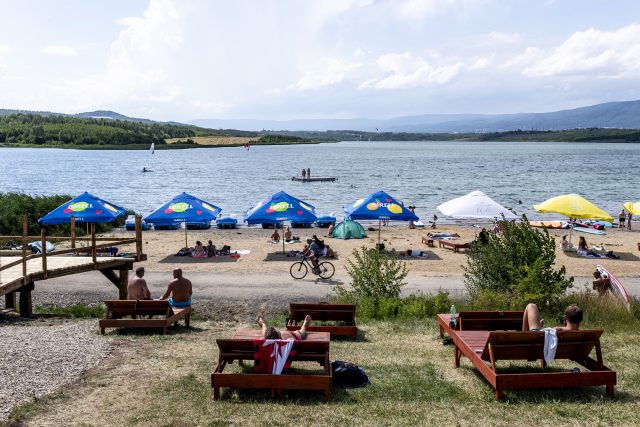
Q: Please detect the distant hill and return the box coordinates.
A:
[75,110,157,124]
[190,100,640,132]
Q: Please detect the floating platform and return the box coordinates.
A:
[291,176,336,182]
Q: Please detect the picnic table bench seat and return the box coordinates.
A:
[437,311,616,400]
[286,303,357,338]
[211,329,331,400]
[438,240,470,252]
[99,300,191,335]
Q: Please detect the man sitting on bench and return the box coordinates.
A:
[522,303,583,332]
[258,314,312,340]
[127,267,152,300]
[160,268,192,308]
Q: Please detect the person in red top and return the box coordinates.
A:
[257,314,312,340]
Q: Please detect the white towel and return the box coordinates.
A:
[543,328,558,365]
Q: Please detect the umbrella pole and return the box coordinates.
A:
[378,219,381,246]
[282,222,286,254]
[184,224,188,249]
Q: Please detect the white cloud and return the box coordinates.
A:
[360,52,463,89]
[42,45,78,57]
[468,55,493,70]
[0,44,9,55]
[394,0,455,22]
[523,24,640,78]
[485,31,521,44]
[291,57,362,91]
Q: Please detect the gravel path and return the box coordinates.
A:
[0,320,112,421]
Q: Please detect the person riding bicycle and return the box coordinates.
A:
[302,236,324,273]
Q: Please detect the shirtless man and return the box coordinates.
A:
[592,270,611,296]
[522,303,583,332]
[160,268,192,307]
[257,314,312,340]
[127,267,151,300]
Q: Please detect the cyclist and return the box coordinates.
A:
[302,237,323,273]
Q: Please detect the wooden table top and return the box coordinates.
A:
[232,328,330,343]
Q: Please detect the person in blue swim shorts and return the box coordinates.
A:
[160,268,192,308]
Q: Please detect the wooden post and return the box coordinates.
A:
[19,281,34,318]
[184,223,188,249]
[118,268,128,300]
[378,219,381,246]
[41,225,48,278]
[91,223,97,264]
[22,215,28,285]
[70,216,76,248]
[5,292,16,310]
[135,215,143,258]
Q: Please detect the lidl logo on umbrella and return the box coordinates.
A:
[366,199,402,214]
[64,202,90,213]
[202,202,216,212]
[103,202,118,212]
[165,202,191,214]
[266,202,292,213]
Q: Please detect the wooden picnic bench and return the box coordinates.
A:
[440,313,616,400]
[437,311,523,338]
[438,240,470,253]
[211,329,332,400]
[286,303,358,338]
[99,300,191,335]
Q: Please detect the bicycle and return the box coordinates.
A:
[290,255,335,279]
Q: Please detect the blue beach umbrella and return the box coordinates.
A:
[144,192,222,247]
[39,192,126,224]
[244,191,317,252]
[344,190,418,244]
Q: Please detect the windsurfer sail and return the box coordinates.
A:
[150,142,155,154]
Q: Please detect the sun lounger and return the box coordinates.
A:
[211,329,331,400]
[99,300,191,335]
[421,236,435,247]
[438,240,470,252]
[438,312,616,400]
[286,303,358,338]
[437,311,523,338]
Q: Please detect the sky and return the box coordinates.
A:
[1,0,640,122]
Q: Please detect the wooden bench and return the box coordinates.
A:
[438,240,470,253]
[437,311,523,338]
[211,330,331,400]
[421,236,435,247]
[449,328,616,400]
[286,303,357,338]
[99,300,191,335]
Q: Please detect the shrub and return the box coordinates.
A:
[332,291,454,320]
[335,246,408,305]
[464,216,573,310]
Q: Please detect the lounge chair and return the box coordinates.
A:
[438,240,470,253]
[211,329,331,400]
[437,312,616,400]
[286,303,358,338]
[99,300,191,335]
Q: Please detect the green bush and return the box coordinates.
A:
[332,291,454,320]
[335,246,408,305]
[464,217,573,310]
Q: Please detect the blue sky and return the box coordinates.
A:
[1,0,640,121]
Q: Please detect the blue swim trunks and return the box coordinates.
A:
[168,297,192,308]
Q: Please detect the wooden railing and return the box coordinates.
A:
[0,215,144,286]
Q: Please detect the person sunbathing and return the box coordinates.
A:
[560,235,574,251]
[192,241,207,258]
[127,266,151,300]
[257,314,312,340]
[160,268,192,307]
[271,229,280,242]
[522,303,582,332]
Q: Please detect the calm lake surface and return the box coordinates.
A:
[0,141,638,222]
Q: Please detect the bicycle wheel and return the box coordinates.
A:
[290,261,308,279]
[318,261,335,279]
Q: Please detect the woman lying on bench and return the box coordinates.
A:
[522,303,583,332]
[257,314,312,340]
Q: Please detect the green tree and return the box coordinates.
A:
[464,217,573,309]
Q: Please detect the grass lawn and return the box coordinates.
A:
[7,315,640,426]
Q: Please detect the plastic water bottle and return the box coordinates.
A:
[449,304,458,329]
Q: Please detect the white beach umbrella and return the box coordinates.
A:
[437,190,518,220]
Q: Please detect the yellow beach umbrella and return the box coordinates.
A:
[533,194,613,222]
[623,201,640,215]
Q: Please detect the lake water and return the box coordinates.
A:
[0,141,638,223]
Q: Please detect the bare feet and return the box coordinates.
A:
[256,315,265,328]
[302,315,312,328]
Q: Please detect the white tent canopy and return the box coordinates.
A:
[437,190,518,220]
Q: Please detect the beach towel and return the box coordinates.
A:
[543,328,558,365]
[253,339,298,375]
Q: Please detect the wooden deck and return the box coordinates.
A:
[291,176,336,182]
[0,256,135,296]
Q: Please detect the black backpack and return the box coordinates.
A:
[312,235,326,250]
[331,360,370,389]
